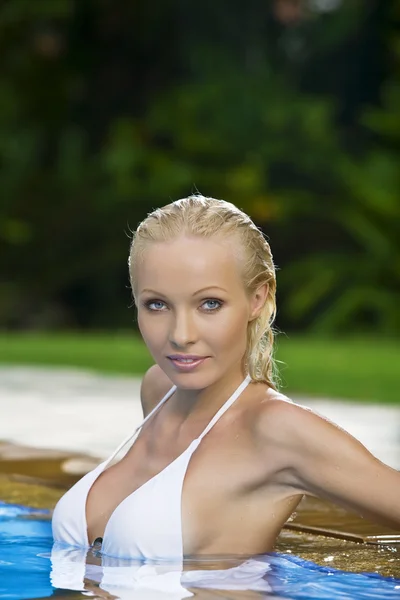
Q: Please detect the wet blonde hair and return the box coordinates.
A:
[129,195,278,390]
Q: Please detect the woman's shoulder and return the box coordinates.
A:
[253,386,342,450]
[140,364,175,417]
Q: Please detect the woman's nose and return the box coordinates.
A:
[169,311,198,347]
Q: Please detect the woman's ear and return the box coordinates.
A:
[249,284,269,321]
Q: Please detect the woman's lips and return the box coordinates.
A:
[168,357,208,371]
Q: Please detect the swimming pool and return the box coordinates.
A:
[1,501,400,600]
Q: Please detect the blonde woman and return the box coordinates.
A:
[52,195,400,563]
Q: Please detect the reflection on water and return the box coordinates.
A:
[51,542,274,598]
[1,503,400,600]
[49,547,400,600]
[47,542,400,600]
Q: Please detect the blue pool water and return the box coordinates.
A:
[1,501,400,599]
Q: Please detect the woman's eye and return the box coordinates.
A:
[202,299,223,312]
[145,300,166,311]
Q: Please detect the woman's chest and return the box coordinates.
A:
[85,424,265,553]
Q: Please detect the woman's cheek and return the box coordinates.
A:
[137,313,154,343]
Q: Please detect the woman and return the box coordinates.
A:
[52,194,400,562]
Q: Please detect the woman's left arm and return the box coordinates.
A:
[272,402,400,530]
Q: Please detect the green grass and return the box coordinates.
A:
[0,332,399,404]
[275,334,399,404]
[0,332,154,375]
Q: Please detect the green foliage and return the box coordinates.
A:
[0,0,398,334]
[280,150,400,333]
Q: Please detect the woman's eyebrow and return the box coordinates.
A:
[140,286,228,297]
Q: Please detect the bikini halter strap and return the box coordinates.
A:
[106,373,251,464]
[106,383,177,464]
[197,374,252,442]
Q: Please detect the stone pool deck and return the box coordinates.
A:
[0,365,399,576]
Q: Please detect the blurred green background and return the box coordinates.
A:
[1,0,399,402]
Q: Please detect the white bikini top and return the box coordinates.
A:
[52,374,252,560]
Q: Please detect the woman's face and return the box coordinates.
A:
[135,235,264,388]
